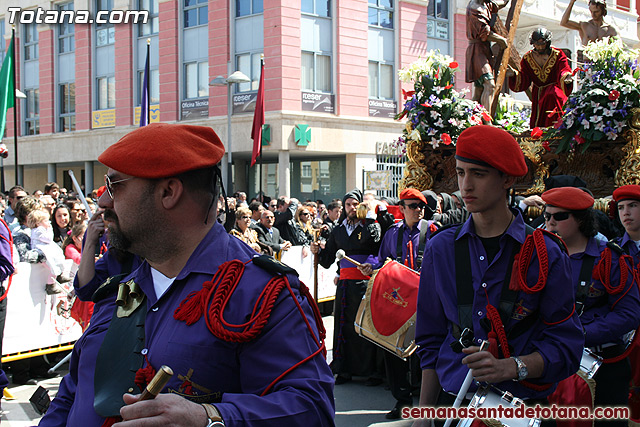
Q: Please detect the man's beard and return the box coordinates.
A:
[346,210,358,225]
[104,210,132,251]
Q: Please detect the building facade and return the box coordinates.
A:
[0,0,637,200]
[0,0,430,203]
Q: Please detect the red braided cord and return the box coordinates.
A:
[484,302,551,392]
[134,355,157,393]
[513,230,549,294]
[593,248,630,295]
[100,417,120,427]
[173,258,327,395]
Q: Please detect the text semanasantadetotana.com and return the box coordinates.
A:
[402,405,630,420]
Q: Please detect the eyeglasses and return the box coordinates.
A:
[300,212,310,216]
[241,216,251,219]
[405,202,426,210]
[104,175,134,199]
[543,211,571,222]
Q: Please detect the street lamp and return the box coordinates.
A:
[210,70,251,194]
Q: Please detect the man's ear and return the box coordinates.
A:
[503,174,517,190]
[158,178,184,210]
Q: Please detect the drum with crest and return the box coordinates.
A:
[354,259,419,359]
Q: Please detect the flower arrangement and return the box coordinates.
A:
[545,37,640,152]
[493,93,531,134]
[395,51,491,149]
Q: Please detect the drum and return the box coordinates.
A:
[458,385,541,427]
[354,259,419,359]
[579,348,602,379]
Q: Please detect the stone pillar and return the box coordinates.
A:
[84,161,94,194]
[278,150,290,197]
[47,163,56,182]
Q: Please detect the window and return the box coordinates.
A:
[236,0,263,17]
[301,0,329,17]
[138,0,159,36]
[97,76,115,109]
[427,0,450,54]
[137,68,159,104]
[184,61,208,99]
[0,21,5,63]
[60,83,76,131]
[369,61,393,99]
[184,0,208,27]
[301,52,331,92]
[236,52,262,93]
[96,0,115,47]
[25,88,39,136]
[24,23,38,60]
[59,2,75,53]
[369,0,393,29]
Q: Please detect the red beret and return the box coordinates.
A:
[400,188,427,204]
[613,185,640,202]
[98,123,225,178]
[455,125,528,177]
[541,187,594,210]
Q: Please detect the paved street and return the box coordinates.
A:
[1,315,417,426]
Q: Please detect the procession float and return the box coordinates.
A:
[398,38,640,203]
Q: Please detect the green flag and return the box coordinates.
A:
[0,36,14,142]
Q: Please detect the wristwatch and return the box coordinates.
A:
[202,403,225,427]
[511,356,528,381]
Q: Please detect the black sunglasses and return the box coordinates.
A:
[543,211,571,222]
[405,202,426,210]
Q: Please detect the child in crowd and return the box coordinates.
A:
[62,223,86,267]
[27,209,71,295]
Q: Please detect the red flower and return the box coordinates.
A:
[402,89,415,100]
[542,141,551,152]
[421,102,432,108]
[574,134,586,145]
[441,133,452,145]
[449,62,459,69]
[531,127,543,139]
[608,90,620,101]
[435,67,440,79]
[481,111,492,122]
[397,110,407,120]
[470,115,482,125]
[444,84,453,89]
[553,118,563,129]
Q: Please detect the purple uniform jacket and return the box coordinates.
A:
[568,237,640,348]
[374,220,431,271]
[416,210,583,400]
[40,248,143,427]
[618,232,640,264]
[42,222,334,426]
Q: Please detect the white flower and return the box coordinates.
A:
[606,130,618,140]
[427,128,437,136]
[602,108,614,116]
[614,120,626,132]
[430,138,439,149]
[595,122,605,131]
[430,110,440,119]
[590,115,602,123]
[581,119,591,129]
[435,118,444,127]
[409,128,421,141]
[590,101,602,111]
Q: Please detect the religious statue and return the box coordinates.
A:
[465,0,509,111]
[561,0,618,45]
[508,28,573,128]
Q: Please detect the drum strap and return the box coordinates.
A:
[453,225,535,340]
[575,255,596,317]
[395,219,430,271]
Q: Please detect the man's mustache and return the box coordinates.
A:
[103,210,119,223]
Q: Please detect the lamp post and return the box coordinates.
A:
[210,70,251,194]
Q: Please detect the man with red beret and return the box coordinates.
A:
[612,184,640,424]
[358,187,438,419]
[40,123,334,426]
[542,187,639,427]
[414,125,583,426]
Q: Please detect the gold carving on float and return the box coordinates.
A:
[402,123,640,200]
